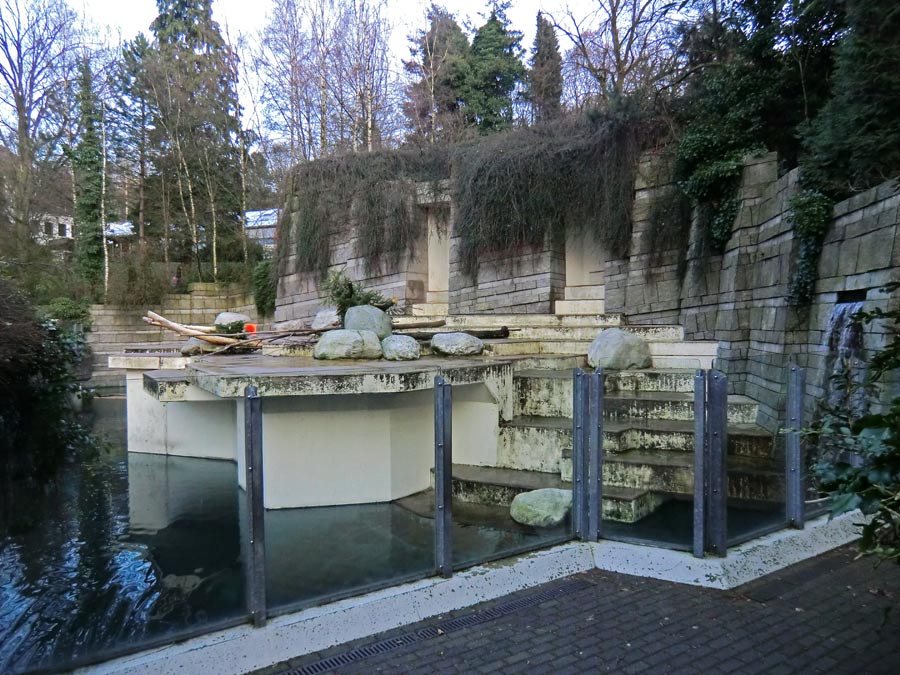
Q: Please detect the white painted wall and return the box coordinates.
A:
[426,208,450,303]
[565,226,606,287]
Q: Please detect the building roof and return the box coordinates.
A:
[245,209,279,229]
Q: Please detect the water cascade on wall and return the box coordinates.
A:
[822,300,868,417]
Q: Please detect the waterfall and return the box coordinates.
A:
[822,301,867,416]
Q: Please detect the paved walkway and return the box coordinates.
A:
[257,545,899,675]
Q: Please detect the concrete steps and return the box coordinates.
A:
[555,299,605,315]
[564,286,605,301]
[443,463,661,524]
[481,338,717,369]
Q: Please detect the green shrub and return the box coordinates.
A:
[44,297,92,327]
[787,189,834,305]
[253,259,276,318]
[322,271,386,321]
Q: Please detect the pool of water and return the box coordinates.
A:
[0,403,568,674]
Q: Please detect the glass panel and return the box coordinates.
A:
[451,377,574,571]
[599,368,697,550]
[263,390,434,614]
[726,389,786,546]
[1,398,247,674]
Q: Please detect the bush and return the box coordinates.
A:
[322,271,386,321]
[253,259,276,318]
[813,283,900,563]
[44,297,92,327]
[0,279,97,508]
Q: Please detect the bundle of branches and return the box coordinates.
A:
[452,106,659,278]
[279,145,450,279]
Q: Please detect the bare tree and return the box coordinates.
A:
[552,1,684,104]
[0,0,78,249]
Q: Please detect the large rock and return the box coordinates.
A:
[311,308,341,331]
[431,332,484,356]
[344,305,393,339]
[313,329,383,360]
[510,488,572,528]
[587,327,652,370]
[181,337,218,356]
[382,334,421,361]
[214,311,252,326]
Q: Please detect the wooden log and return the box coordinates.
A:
[391,319,446,330]
[397,327,511,341]
[145,311,241,345]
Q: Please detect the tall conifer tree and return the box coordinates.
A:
[528,12,562,123]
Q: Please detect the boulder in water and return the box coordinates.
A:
[510,488,572,527]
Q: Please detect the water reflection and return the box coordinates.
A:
[0,450,245,674]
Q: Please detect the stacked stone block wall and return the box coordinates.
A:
[607,152,900,430]
[448,232,565,314]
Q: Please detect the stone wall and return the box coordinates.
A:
[607,152,900,430]
[448,232,565,314]
[89,282,257,345]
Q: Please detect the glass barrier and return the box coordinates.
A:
[1,398,248,674]
[262,389,435,615]
[598,368,698,551]
[449,373,574,571]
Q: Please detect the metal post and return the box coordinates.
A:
[586,369,604,541]
[434,376,453,578]
[244,385,267,627]
[692,370,707,559]
[786,365,806,528]
[571,369,587,539]
[706,371,729,556]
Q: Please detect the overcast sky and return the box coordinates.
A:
[76,0,598,61]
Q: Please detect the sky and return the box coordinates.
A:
[75,0,598,126]
[76,0,598,62]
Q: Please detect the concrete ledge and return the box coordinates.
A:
[75,545,595,675]
[591,510,863,589]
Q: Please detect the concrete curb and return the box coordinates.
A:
[76,512,861,675]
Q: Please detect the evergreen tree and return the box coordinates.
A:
[527,12,562,123]
[115,33,155,244]
[71,58,104,288]
[803,0,900,192]
[147,0,243,280]
[462,3,525,133]
[404,4,471,141]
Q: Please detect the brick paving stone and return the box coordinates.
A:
[257,545,900,675]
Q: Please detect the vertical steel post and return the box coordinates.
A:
[586,369,604,541]
[434,376,453,578]
[786,365,806,528]
[571,369,587,539]
[244,385,267,627]
[693,370,707,559]
[706,371,729,556]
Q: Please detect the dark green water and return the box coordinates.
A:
[0,405,566,674]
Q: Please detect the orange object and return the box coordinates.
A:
[244,323,257,333]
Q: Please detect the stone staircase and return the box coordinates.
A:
[397,311,718,370]
[400,308,782,524]
[85,307,180,396]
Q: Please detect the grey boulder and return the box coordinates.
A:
[431,332,484,356]
[510,488,572,528]
[313,329,383,359]
[311,308,341,331]
[344,304,393,339]
[181,337,218,356]
[214,311,252,326]
[587,327,652,370]
[382,334,421,361]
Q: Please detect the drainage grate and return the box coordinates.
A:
[285,578,591,675]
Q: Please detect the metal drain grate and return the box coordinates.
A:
[285,578,591,675]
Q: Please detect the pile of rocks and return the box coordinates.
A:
[312,304,484,361]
